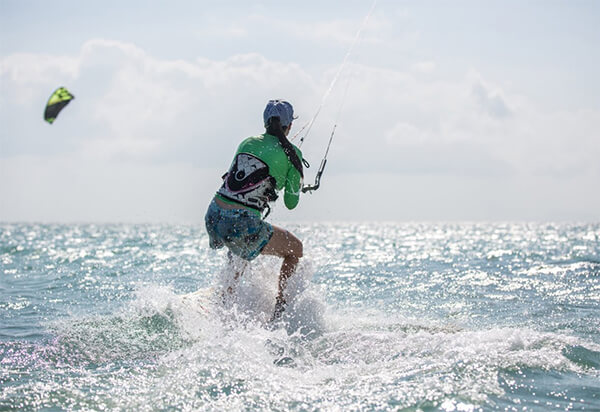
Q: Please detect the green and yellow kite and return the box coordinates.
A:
[44,87,75,124]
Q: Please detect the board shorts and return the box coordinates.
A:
[204,199,274,261]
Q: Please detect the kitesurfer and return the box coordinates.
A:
[205,99,304,322]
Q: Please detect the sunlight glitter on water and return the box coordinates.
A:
[1,222,599,410]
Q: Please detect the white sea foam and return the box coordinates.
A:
[100,270,599,410]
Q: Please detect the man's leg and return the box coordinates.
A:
[261,225,303,319]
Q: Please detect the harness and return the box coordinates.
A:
[217,153,278,217]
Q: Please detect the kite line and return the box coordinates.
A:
[299,0,377,193]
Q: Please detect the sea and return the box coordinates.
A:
[1,222,599,411]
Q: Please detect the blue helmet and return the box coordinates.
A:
[263,99,296,127]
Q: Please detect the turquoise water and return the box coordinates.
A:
[1,223,599,411]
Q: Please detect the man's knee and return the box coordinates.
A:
[291,236,303,259]
[285,231,303,259]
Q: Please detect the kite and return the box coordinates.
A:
[44,87,75,124]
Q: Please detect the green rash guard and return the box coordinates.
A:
[217,133,303,212]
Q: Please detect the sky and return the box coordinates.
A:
[1,0,599,223]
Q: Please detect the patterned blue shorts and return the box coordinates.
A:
[204,199,274,261]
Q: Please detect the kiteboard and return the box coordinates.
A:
[179,287,217,315]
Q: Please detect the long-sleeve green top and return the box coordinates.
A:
[217,133,303,212]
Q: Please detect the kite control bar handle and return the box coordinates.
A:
[302,159,327,193]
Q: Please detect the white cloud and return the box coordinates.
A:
[1,37,599,222]
[0,53,78,105]
[1,39,320,162]
[411,61,436,74]
[469,74,512,119]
